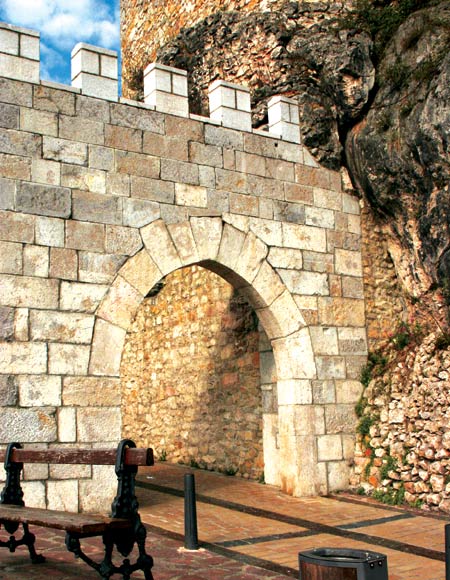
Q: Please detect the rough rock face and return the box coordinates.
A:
[346,4,450,297]
[123,2,375,170]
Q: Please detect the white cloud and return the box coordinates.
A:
[1,0,119,51]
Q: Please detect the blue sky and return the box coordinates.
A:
[0,0,120,85]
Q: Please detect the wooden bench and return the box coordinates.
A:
[0,439,154,579]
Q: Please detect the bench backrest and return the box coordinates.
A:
[0,447,154,466]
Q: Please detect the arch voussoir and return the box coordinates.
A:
[141,219,182,275]
[118,249,163,296]
[190,216,223,261]
[167,221,199,265]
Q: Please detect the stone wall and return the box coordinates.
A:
[351,329,450,512]
[121,265,265,479]
[0,19,366,509]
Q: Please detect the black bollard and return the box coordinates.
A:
[184,473,199,550]
[446,524,450,580]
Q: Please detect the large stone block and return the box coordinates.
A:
[60,281,108,313]
[257,290,305,341]
[0,78,33,107]
[49,247,78,280]
[105,124,142,152]
[161,158,199,186]
[116,150,160,179]
[230,192,259,217]
[89,319,126,376]
[0,176,15,210]
[335,248,363,277]
[72,190,122,225]
[190,216,223,261]
[31,158,61,186]
[277,379,312,405]
[61,165,106,194]
[59,115,104,145]
[105,225,142,256]
[328,461,352,492]
[317,434,342,461]
[23,244,49,277]
[325,404,358,434]
[66,220,105,252]
[0,152,31,180]
[18,375,62,407]
[78,252,126,284]
[16,182,71,218]
[143,132,188,162]
[89,145,114,171]
[0,275,59,309]
[48,343,90,375]
[0,103,20,129]
[316,356,346,380]
[175,183,207,207]
[119,250,162,296]
[30,310,95,344]
[35,216,64,247]
[97,275,143,329]
[22,481,46,509]
[79,464,117,513]
[248,218,282,247]
[0,375,17,405]
[0,210,34,243]
[0,240,22,274]
[167,222,199,265]
[77,407,121,442]
[131,175,174,204]
[0,305,14,339]
[63,377,121,406]
[33,85,76,115]
[272,328,317,380]
[239,261,284,312]
[58,407,76,442]
[335,380,363,404]
[20,108,58,137]
[282,223,326,253]
[43,136,88,165]
[318,297,366,327]
[122,198,160,229]
[309,326,339,356]
[278,270,329,296]
[337,327,368,356]
[110,102,164,133]
[0,407,56,444]
[0,127,40,157]
[234,231,268,284]
[47,480,78,512]
[141,219,182,276]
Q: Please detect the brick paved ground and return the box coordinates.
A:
[1,462,449,579]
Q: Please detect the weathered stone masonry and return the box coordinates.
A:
[0,20,366,511]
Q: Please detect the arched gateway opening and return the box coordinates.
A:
[90,217,327,497]
[120,264,267,480]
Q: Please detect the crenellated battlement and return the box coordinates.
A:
[0,20,309,151]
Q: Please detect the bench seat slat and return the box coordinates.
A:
[0,504,132,534]
[0,447,153,466]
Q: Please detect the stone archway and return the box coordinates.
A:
[89,217,325,496]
